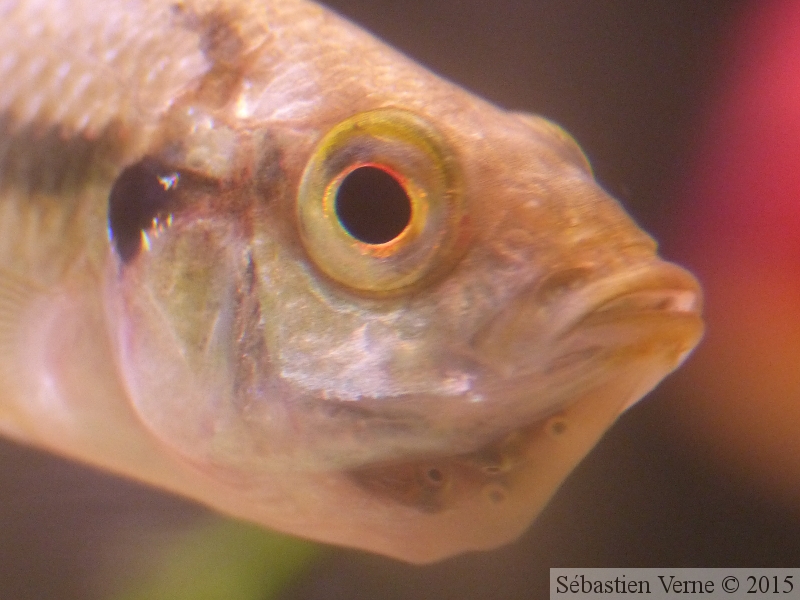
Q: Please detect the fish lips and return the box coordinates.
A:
[469,259,704,417]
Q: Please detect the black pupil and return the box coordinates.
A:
[107,159,177,262]
[334,166,412,244]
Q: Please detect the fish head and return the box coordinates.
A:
[99,6,703,561]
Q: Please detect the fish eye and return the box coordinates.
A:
[334,164,412,244]
[297,109,468,293]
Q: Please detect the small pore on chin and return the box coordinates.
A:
[347,412,570,514]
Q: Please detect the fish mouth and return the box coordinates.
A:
[555,261,701,348]
[470,259,703,416]
[555,261,701,358]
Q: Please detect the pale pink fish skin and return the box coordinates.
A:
[0,0,702,562]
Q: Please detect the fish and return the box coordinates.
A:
[0,0,703,563]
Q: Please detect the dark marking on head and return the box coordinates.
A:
[232,252,273,408]
[170,3,245,66]
[169,4,260,109]
[197,12,245,67]
[348,428,529,513]
[350,462,453,513]
[107,158,181,262]
[253,130,287,203]
[0,113,125,199]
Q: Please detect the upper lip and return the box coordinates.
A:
[533,259,705,385]
[559,261,703,336]
[469,258,703,382]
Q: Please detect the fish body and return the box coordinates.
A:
[0,0,703,562]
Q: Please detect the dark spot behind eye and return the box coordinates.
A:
[108,158,179,262]
[334,166,411,244]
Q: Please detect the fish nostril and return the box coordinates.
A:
[534,266,593,304]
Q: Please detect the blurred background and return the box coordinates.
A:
[3,0,799,598]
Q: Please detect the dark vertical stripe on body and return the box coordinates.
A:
[0,114,127,199]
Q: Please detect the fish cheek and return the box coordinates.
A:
[104,166,260,467]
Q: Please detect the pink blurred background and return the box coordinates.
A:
[665,0,800,514]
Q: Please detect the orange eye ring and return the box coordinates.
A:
[297,108,467,293]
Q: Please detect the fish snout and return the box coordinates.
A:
[471,259,703,413]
